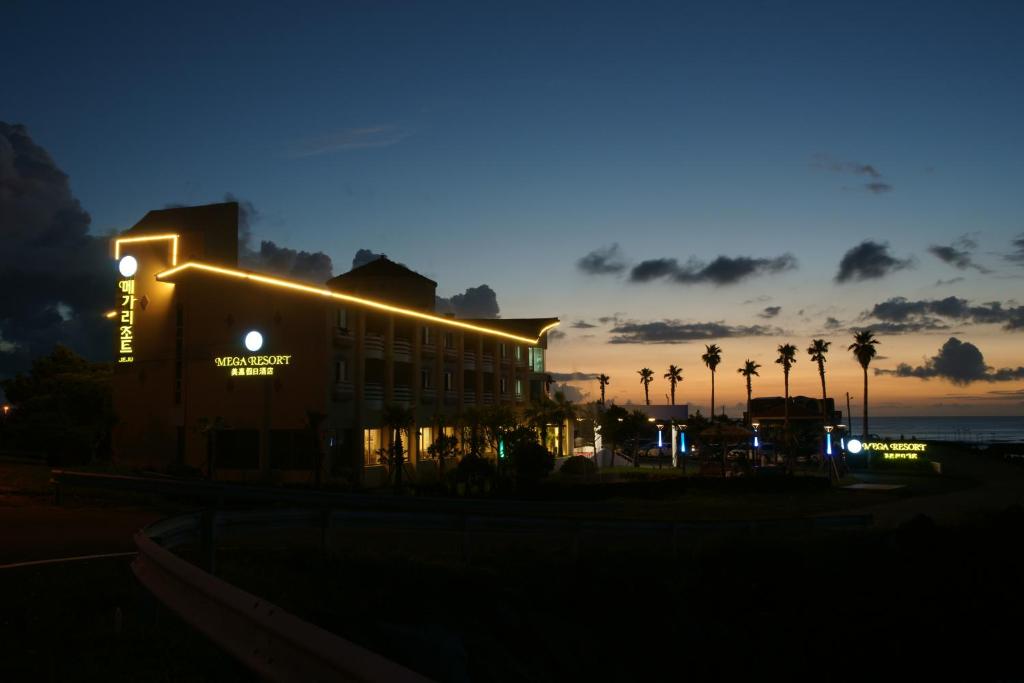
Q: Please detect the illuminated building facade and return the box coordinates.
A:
[109,202,558,486]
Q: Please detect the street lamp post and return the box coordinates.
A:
[752,421,761,466]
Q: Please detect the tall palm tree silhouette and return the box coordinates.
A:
[737,359,761,426]
[776,343,798,461]
[597,373,610,405]
[664,365,683,405]
[638,368,654,405]
[848,330,880,439]
[701,344,722,419]
[807,338,832,425]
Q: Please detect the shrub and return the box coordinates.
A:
[559,455,597,477]
[508,440,554,490]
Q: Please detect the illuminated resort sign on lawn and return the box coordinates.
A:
[860,441,928,460]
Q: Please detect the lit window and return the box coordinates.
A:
[515,378,523,397]
[500,377,508,394]
[529,347,545,372]
[444,371,453,391]
[418,427,434,454]
[337,308,348,330]
[335,359,348,382]
[363,428,381,466]
[515,345,522,361]
[499,343,508,359]
[421,368,432,389]
[421,327,432,345]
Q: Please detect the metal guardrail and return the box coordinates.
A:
[54,469,872,681]
[133,511,430,682]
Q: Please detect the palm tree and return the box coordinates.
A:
[807,338,832,425]
[550,391,577,456]
[776,343,798,464]
[663,365,683,405]
[848,330,880,439]
[381,403,416,491]
[638,368,654,405]
[737,360,761,426]
[597,373,610,405]
[701,344,722,420]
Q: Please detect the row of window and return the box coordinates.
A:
[335,308,537,365]
[334,360,525,394]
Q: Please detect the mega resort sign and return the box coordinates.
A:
[861,441,928,460]
[214,354,292,377]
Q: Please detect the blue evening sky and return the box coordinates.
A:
[4,0,1023,411]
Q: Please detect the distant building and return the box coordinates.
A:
[108,202,558,486]
[747,395,842,449]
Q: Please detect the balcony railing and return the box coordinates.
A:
[482,391,494,405]
[463,351,476,370]
[393,339,411,361]
[332,381,354,401]
[393,385,412,404]
[364,382,384,403]
[444,390,457,405]
[364,334,384,359]
[463,390,476,405]
[333,327,354,348]
[444,345,457,359]
[421,388,436,404]
[421,343,436,356]
[482,354,494,372]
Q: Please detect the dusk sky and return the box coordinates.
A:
[3,1,1023,415]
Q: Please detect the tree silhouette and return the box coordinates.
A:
[663,364,683,405]
[638,367,654,405]
[737,359,761,427]
[597,373,610,405]
[776,343,798,466]
[701,344,722,420]
[848,330,880,440]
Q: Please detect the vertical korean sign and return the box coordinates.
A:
[117,274,136,363]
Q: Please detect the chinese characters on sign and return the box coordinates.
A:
[863,441,927,460]
[214,355,292,377]
[117,278,136,363]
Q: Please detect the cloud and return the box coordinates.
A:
[435,284,500,318]
[607,320,781,344]
[292,125,409,157]
[928,235,989,273]
[0,123,111,377]
[629,254,797,286]
[935,277,965,286]
[863,296,1024,332]
[551,382,588,403]
[577,244,626,275]
[825,317,843,330]
[1006,233,1024,265]
[835,240,914,283]
[759,306,782,319]
[876,337,1024,385]
[234,195,334,283]
[571,320,597,329]
[549,371,598,381]
[813,153,893,193]
[547,329,567,340]
[597,314,623,325]
[352,248,387,270]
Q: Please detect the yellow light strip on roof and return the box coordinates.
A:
[114,234,179,266]
[156,261,559,345]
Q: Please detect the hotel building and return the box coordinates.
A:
[109,202,559,487]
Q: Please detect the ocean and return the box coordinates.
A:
[848,416,1024,444]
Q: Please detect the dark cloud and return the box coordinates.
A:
[570,320,596,329]
[0,123,110,377]
[928,235,989,273]
[435,284,500,318]
[549,371,598,381]
[1006,234,1024,265]
[235,195,334,283]
[629,254,797,286]
[547,329,566,340]
[825,317,843,330]
[608,320,781,344]
[813,154,893,193]
[759,306,781,319]
[597,314,623,325]
[577,244,626,275]
[352,248,386,270]
[864,296,1024,332]
[877,337,1024,385]
[935,277,965,286]
[835,241,913,283]
[812,154,882,178]
[551,382,587,403]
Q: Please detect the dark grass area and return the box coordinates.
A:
[0,557,253,682]
[214,506,1024,682]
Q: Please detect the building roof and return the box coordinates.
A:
[155,260,559,344]
[326,256,437,288]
